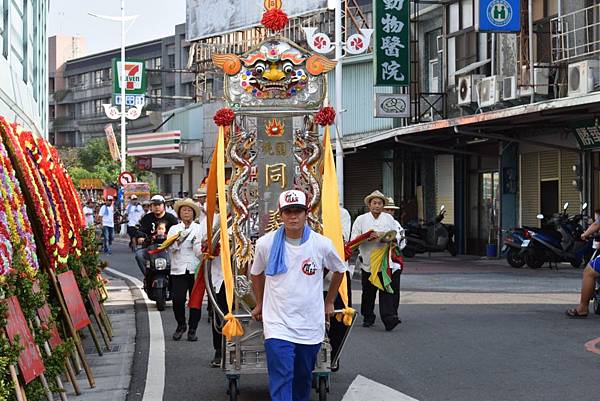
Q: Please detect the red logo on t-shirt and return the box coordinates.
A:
[301,258,317,276]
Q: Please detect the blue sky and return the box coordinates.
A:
[48,0,187,55]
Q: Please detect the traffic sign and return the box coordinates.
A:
[118,171,135,186]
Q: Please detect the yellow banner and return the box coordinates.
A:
[321,126,354,325]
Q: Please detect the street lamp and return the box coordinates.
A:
[303,0,373,204]
[89,0,139,173]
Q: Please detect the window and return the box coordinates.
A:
[94,99,103,115]
[95,70,103,85]
[448,0,473,33]
[68,75,79,88]
[168,54,175,69]
[154,57,162,69]
[166,86,175,96]
[49,77,54,93]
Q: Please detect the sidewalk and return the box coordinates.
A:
[64,276,135,401]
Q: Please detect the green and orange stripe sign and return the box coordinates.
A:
[127,131,181,156]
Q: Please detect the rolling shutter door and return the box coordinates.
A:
[344,150,383,216]
[560,151,580,212]
[539,151,558,180]
[435,154,454,224]
[520,153,540,226]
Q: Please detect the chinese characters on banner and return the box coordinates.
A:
[4,296,46,384]
[256,116,296,234]
[374,0,410,86]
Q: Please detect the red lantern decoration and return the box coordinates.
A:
[261,8,289,32]
[213,108,236,127]
[315,106,336,126]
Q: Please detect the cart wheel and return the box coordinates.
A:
[318,376,328,401]
[227,378,239,401]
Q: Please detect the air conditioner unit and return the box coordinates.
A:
[457,74,484,106]
[477,75,502,108]
[502,76,518,101]
[520,65,549,97]
[568,60,600,97]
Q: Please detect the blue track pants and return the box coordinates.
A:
[264,338,321,401]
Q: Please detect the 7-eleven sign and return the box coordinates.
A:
[113,59,147,95]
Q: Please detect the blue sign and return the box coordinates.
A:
[476,0,521,32]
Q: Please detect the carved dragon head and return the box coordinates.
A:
[213,37,336,109]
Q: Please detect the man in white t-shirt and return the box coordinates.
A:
[98,195,115,255]
[351,190,401,331]
[251,190,346,401]
[83,199,95,227]
[125,195,144,251]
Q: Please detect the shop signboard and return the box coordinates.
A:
[475,0,521,32]
[374,0,410,87]
[112,58,147,96]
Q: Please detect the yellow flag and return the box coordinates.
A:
[208,126,243,340]
[321,126,355,325]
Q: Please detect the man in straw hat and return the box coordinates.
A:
[350,190,401,331]
[251,189,346,401]
[167,198,203,341]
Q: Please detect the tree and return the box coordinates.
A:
[64,138,154,187]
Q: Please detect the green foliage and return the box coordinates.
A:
[1,242,74,401]
[67,138,154,186]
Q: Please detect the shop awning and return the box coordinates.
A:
[342,91,600,150]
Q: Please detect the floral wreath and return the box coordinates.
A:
[0,119,58,267]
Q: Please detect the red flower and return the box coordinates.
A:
[213,108,235,127]
[315,106,336,126]
[261,8,288,32]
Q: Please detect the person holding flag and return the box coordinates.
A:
[250,189,346,401]
[351,190,402,331]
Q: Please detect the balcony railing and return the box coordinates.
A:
[551,3,600,63]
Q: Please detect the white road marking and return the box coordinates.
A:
[351,290,577,304]
[342,375,420,401]
[106,268,165,401]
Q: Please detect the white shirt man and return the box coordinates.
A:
[251,190,346,401]
[351,190,401,331]
[83,201,95,227]
[126,198,144,228]
[98,196,115,254]
[98,199,115,228]
[351,211,397,273]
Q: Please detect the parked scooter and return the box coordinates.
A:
[139,234,172,311]
[502,228,530,268]
[403,205,456,258]
[522,202,592,269]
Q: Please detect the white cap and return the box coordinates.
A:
[106,195,114,200]
[130,194,138,200]
[150,194,165,204]
[278,190,308,211]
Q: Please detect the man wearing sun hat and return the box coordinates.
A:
[250,189,346,401]
[350,190,401,331]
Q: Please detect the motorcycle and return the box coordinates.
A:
[502,228,531,268]
[139,235,172,311]
[522,202,592,269]
[403,205,457,258]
